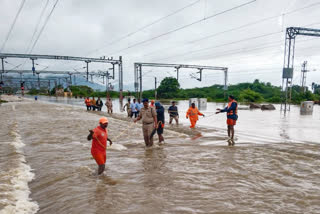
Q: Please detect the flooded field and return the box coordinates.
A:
[1,96,320,213]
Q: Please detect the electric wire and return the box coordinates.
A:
[142,1,320,58]
[29,0,60,54]
[108,0,257,55]
[24,0,50,54]
[85,0,201,56]
[0,0,26,53]
[154,21,320,62]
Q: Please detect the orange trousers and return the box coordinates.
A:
[189,117,197,128]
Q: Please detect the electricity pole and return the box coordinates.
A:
[300,61,308,93]
[154,77,157,100]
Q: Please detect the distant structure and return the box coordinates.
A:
[281,27,320,112]
[0,53,124,100]
[134,62,228,99]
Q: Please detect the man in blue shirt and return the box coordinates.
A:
[136,99,143,116]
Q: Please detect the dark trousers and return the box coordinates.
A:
[87,106,91,111]
[131,111,138,118]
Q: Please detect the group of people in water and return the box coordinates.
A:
[84,97,113,113]
[87,95,238,175]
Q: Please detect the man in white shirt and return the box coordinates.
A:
[130,98,138,118]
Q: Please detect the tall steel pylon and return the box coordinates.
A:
[281,27,320,113]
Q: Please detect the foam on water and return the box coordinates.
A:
[108,144,127,151]
[0,124,39,214]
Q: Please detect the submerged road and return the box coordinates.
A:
[0,96,320,213]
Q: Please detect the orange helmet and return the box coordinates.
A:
[151,100,155,103]
[99,117,108,124]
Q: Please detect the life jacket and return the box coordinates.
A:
[227,100,238,120]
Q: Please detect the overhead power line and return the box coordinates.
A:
[155,21,320,62]
[157,31,282,61]
[0,0,26,53]
[25,0,50,54]
[29,0,60,54]
[142,1,320,58]
[86,0,201,56]
[108,0,257,55]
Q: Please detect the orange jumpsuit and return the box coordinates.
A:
[91,126,108,165]
[186,107,203,128]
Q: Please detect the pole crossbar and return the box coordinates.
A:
[0,53,120,64]
[4,69,87,75]
[135,62,227,70]
[134,62,228,99]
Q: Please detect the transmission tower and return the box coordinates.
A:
[281,27,320,112]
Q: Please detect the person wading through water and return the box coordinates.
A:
[168,101,179,125]
[96,97,103,111]
[85,97,91,111]
[134,98,157,147]
[106,98,113,114]
[123,98,131,117]
[155,102,165,144]
[87,117,112,175]
[186,103,204,128]
[216,95,238,145]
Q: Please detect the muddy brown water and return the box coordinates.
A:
[0,97,320,214]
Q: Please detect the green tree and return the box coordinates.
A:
[157,77,180,98]
[239,89,263,102]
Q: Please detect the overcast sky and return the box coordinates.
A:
[0,0,319,90]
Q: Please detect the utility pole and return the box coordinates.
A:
[300,61,308,93]
[85,60,90,81]
[37,72,40,89]
[154,77,157,100]
[1,58,4,82]
[106,71,109,98]
[139,65,142,99]
[175,67,180,80]
[31,58,36,76]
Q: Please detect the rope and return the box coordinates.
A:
[90,122,137,149]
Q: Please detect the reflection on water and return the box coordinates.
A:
[0,97,320,213]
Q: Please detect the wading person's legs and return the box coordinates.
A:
[143,123,154,147]
[157,125,164,143]
[175,116,179,125]
[92,153,107,175]
[98,164,105,175]
[169,117,173,124]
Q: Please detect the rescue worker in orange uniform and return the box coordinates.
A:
[216,95,238,145]
[150,100,155,108]
[186,103,204,128]
[85,97,91,111]
[87,117,112,175]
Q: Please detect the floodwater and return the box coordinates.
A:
[0,95,320,214]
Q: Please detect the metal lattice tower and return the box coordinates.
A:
[281,27,320,112]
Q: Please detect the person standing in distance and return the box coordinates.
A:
[168,101,179,125]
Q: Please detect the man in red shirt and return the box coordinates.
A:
[87,117,112,175]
